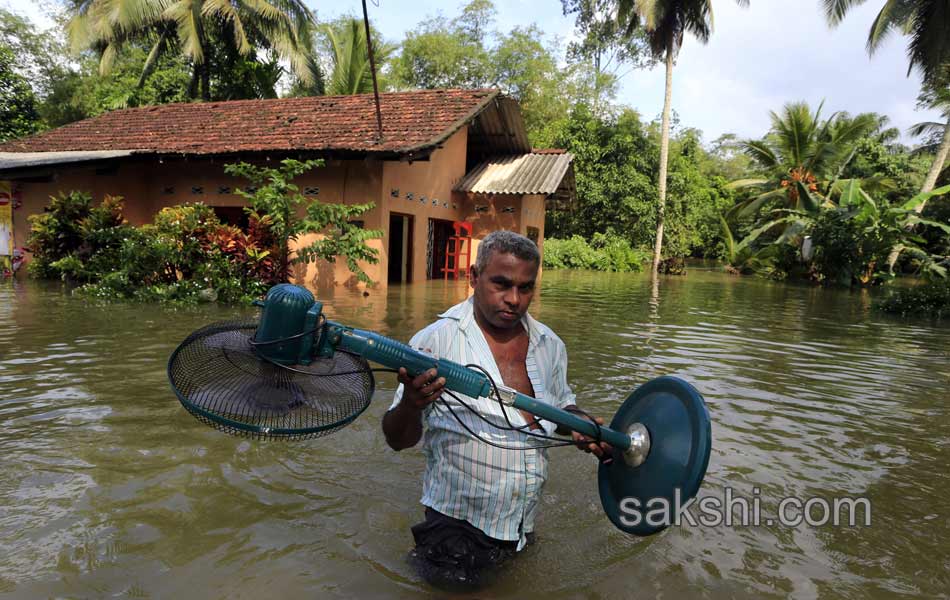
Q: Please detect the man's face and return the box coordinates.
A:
[470,251,538,331]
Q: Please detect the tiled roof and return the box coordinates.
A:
[0,89,500,157]
[455,152,575,195]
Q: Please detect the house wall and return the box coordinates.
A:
[7,128,550,288]
[455,192,547,271]
[380,128,469,283]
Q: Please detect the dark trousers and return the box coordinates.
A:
[408,507,518,590]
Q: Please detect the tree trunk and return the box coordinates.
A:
[187,65,200,99]
[917,115,950,211]
[652,42,674,275]
[201,61,211,101]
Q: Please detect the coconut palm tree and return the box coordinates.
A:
[67,0,319,101]
[909,84,950,203]
[731,102,883,218]
[617,0,749,275]
[322,18,395,96]
[824,0,950,204]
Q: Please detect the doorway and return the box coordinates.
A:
[388,213,413,283]
[428,218,456,279]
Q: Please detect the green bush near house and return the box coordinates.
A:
[543,233,649,272]
[25,161,381,303]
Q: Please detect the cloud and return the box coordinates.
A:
[616,0,942,144]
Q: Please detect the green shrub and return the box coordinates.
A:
[26,190,94,278]
[876,280,950,318]
[810,209,891,286]
[543,233,648,272]
[30,194,275,304]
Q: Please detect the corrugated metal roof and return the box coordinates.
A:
[0,150,137,171]
[455,152,574,195]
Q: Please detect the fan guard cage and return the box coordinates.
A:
[168,320,374,440]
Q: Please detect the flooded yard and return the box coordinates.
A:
[1,269,948,598]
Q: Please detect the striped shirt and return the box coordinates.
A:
[389,296,576,550]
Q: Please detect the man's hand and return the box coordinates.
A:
[396,367,446,411]
[571,416,613,464]
[383,367,445,451]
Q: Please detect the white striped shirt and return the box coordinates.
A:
[389,297,576,550]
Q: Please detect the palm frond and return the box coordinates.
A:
[909,120,946,138]
[203,0,251,55]
[740,140,778,169]
[726,178,769,189]
[866,0,908,55]
[823,0,869,26]
[137,28,171,87]
[164,0,205,63]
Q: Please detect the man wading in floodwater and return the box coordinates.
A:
[382,230,611,589]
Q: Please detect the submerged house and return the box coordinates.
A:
[0,89,575,287]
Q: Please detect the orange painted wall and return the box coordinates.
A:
[380,128,470,283]
[454,192,547,271]
[8,128,548,288]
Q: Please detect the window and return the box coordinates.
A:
[217,186,231,195]
[304,186,320,195]
[527,226,539,244]
[191,186,204,195]
[162,186,175,195]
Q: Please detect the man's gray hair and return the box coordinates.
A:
[475,230,540,272]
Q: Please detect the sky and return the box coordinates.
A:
[4,0,942,145]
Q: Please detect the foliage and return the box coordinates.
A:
[492,25,571,137]
[810,209,892,286]
[0,45,40,141]
[541,104,732,260]
[393,0,585,142]
[719,215,781,276]
[842,136,930,201]
[322,17,396,96]
[876,279,950,319]
[612,0,750,271]
[561,0,651,111]
[909,83,950,200]
[224,159,382,284]
[731,102,884,219]
[393,1,495,90]
[543,104,657,242]
[66,0,319,101]
[25,192,271,302]
[25,184,378,304]
[823,0,950,87]
[542,233,649,272]
[25,190,115,279]
[662,130,736,258]
[727,180,950,286]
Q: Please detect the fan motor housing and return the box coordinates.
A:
[254,284,322,365]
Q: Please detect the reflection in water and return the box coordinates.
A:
[1,270,948,598]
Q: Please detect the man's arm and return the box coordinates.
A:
[382,367,445,450]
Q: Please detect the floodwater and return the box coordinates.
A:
[1,269,948,599]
